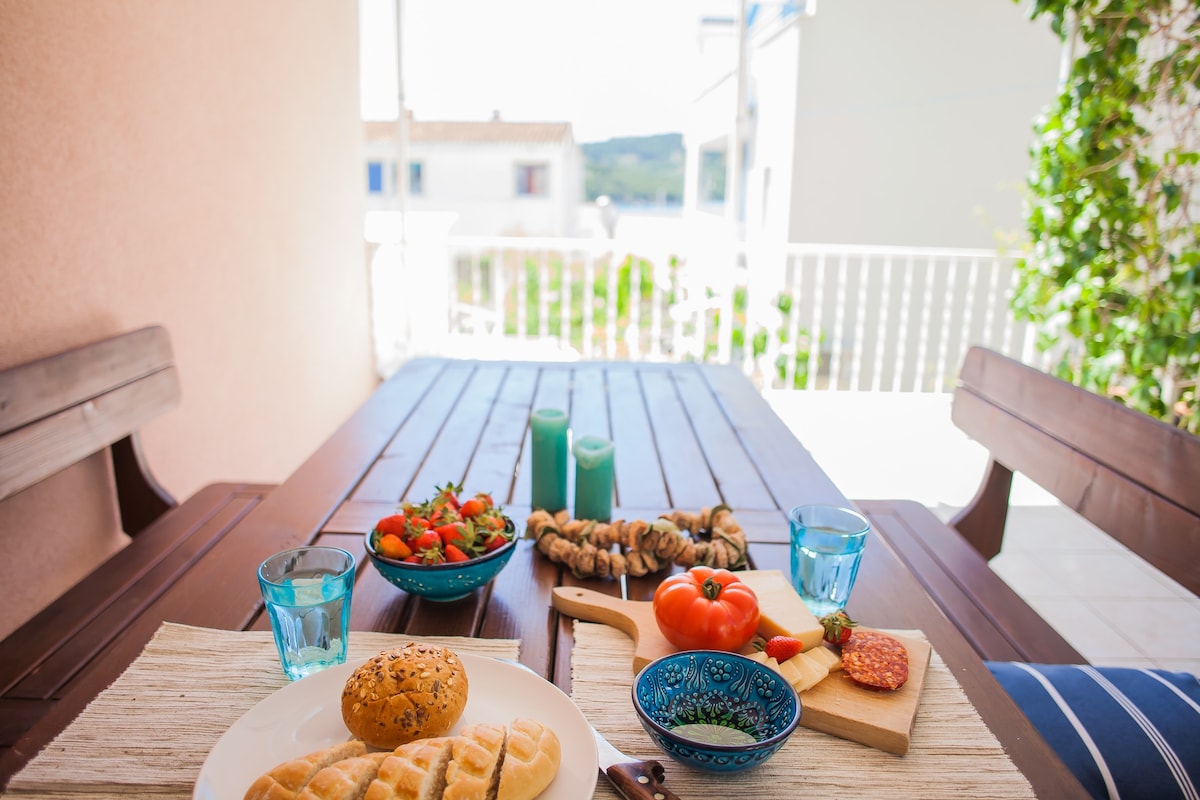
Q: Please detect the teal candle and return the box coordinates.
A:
[573,436,614,522]
[530,409,569,512]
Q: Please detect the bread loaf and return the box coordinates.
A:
[296,752,388,800]
[442,722,506,800]
[249,720,558,800]
[363,736,454,800]
[497,718,560,800]
[243,740,367,800]
[341,644,469,749]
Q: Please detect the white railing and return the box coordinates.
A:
[368,225,1043,391]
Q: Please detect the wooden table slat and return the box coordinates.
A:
[462,364,539,501]
[639,368,721,509]
[672,367,778,510]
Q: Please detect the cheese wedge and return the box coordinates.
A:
[745,650,781,673]
[783,651,829,692]
[734,570,825,651]
[745,650,771,665]
[776,657,807,689]
[806,644,843,673]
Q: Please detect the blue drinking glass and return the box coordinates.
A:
[788,505,870,617]
[257,546,355,680]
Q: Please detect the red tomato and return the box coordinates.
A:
[652,566,760,652]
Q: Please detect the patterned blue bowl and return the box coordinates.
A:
[632,650,801,773]
[363,520,517,602]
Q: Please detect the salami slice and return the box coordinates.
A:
[841,630,909,690]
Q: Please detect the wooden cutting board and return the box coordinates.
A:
[552,585,931,755]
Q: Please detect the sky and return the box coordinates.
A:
[359,0,734,144]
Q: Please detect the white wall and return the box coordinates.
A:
[788,1,1062,248]
[0,0,376,637]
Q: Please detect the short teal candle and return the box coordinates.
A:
[530,409,569,512]
[573,436,614,522]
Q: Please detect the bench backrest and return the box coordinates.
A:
[0,326,180,534]
[949,346,1200,596]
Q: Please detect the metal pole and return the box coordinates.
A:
[393,0,409,246]
[725,0,748,228]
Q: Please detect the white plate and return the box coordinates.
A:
[194,654,598,800]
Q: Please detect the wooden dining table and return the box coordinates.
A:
[0,358,1088,798]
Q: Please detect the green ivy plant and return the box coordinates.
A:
[1012,0,1199,434]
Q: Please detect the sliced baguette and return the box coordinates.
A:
[296,752,388,800]
[497,718,561,800]
[442,722,507,800]
[244,740,368,800]
[363,737,455,800]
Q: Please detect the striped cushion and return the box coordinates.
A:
[987,662,1200,800]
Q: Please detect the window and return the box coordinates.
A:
[409,161,423,196]
[515,163,548,196]
[367,161,385,194]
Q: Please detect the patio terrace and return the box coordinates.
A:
[368,228,1200,676]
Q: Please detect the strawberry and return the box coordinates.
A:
[434,480,463,510]
[376,533,411,560]
[412,530,442,558]
[435,523,468,548]
[374,514,407,537]
[459,498,486,518]
[443,544,470,563]
[763,636,805,662]
[820,610,858,646]
[482,532,509,552]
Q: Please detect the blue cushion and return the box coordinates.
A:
[987,662,1200,800]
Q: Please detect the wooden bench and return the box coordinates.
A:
[857,346,1200,664]
[0,326,275,783]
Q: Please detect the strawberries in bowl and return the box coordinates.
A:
[364,482,517,601]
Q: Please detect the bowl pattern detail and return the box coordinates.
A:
[633,651,801,773]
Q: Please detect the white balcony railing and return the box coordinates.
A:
[369,225,1043,392]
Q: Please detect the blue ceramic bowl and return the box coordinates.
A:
[363,520,517,602]
[632,650,801,773]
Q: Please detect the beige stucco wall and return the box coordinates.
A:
[789,1,1063,248]
[0,1,378,636]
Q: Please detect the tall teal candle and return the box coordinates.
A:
[573,436,614,522]
[530,409,569,512]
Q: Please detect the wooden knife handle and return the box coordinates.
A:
[606,760,682,800]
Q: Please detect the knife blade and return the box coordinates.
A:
[592,724,683,800]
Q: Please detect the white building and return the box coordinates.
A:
[685,1,1064,250]
[364,114,584,237]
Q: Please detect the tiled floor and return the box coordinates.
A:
[765,389,1200,676]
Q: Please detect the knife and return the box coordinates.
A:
[592,724,683,800]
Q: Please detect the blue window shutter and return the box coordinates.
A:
[367,162,383,194]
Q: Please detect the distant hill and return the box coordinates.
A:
[582,133,684,206]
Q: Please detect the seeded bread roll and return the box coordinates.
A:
[341,644,469,749]
[244,740,368,800]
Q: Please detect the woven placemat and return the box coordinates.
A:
[571,621,1036,800]
[4,623,519,799]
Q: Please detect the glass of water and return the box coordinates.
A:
[788,505,870,617]
[257,546,355,680]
